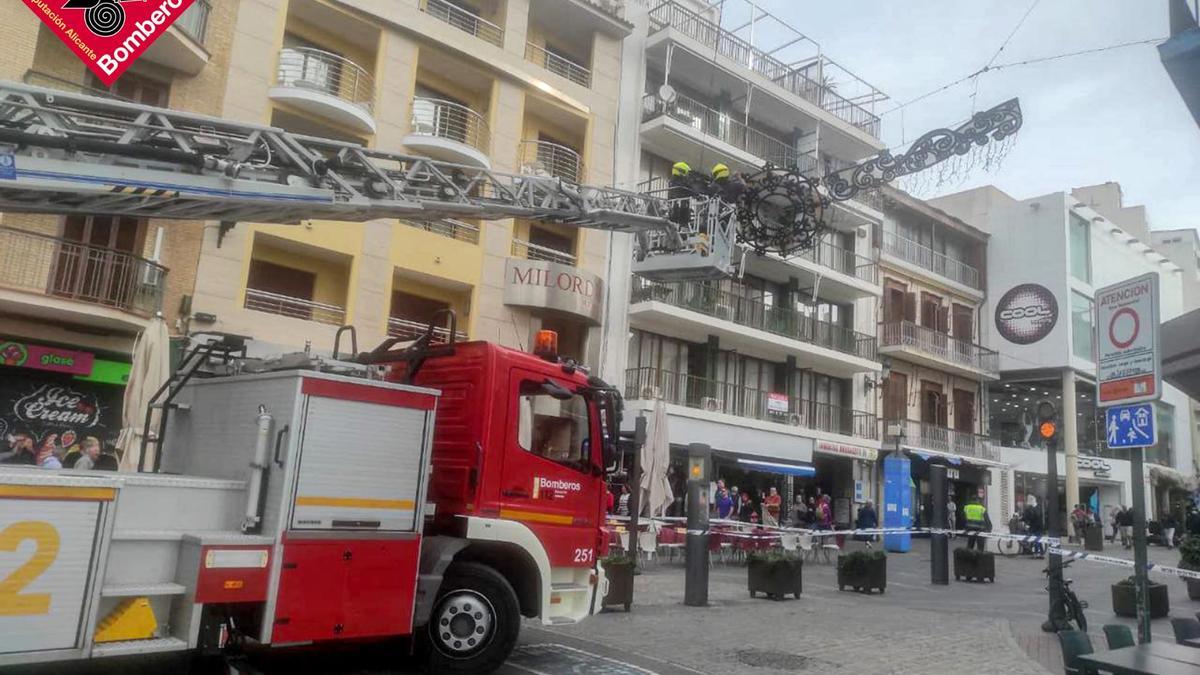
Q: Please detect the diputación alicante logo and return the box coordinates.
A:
[22,0,197,86]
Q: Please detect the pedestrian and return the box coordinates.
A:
[963,494,991,551]
[715,483,735,520]
[709,163,747,203]
[1070,504,1087,543]
[947,496,957,537]
[668,161,697,228]
[855,501,878,544]
[35,434,62,469]
[1162,512,1177,549]
[816,495,832,530]
[73,436,101,471]
[1188,505,1200,537]
[738,491,756,523]
[788,497,808,528]
[1023,496,1045,558]
[1118,506,1133,549]
[617,483,631,517]
[2,433,36,465]
[763,486,782,527]
[1109,505,1122,542]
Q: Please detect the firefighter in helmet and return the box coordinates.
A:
[668,161,694,227]
[710,162,747,203]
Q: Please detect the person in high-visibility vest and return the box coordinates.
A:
[963,495,992,551]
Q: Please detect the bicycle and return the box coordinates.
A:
[996,533,1022,557]
[1044,559,1088,631]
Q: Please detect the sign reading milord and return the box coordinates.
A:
[504,258,604,325]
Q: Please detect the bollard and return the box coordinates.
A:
[930,464,948,585]
[684,443,711,607]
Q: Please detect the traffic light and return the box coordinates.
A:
[1036,399,1058,441]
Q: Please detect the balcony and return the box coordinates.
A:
[629,278,878,376]
[878,321,998,380]
[881,231,981,292]
[511,238,577,266]
[387,317,468,344]
[0,227,165,329]
[404,96,491,168]
[518,140,585,183]
[641,92,803,172]
[399,218,480,244]
[421,0,504,48]
[884,419,1000,464]
[626,367,878,440]
[141,0,210,74]
[271,48,376,134]
[525,42,592,88]
[244,288,346,325]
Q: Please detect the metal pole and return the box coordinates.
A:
[930,464,948,585]
[1062,371,1080,540]
[1130,448,1152,644]
[1043,431,1068,632]
[628,416,647,567]
[684,443,711,607]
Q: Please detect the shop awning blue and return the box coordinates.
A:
[736,458,816,477]
[913,451,961,465]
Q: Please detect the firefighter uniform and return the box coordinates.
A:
[963,500,990,551]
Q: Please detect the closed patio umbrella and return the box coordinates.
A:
[640,398,674,517]
[117,314,171,472]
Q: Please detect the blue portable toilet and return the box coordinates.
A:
[883,454,912,552]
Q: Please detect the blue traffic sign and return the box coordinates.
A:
[0,152,14,180]
[1105,403,1157,449]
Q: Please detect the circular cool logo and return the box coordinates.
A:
[995,283,1058,345]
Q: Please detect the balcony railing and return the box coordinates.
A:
[793,237,878,284]
[881,231,981,290]
[410,96,491,155]
[422,0,504,48]
[626,367,878,440]
[276,47,375,114]
[647,1,882,138]
[387,317,467,344]
[884,419,999,463]
[642,92,800,168]
[630,277,877,361]
[879,321,999,375]
[0,227,165,318]
[399,218,480,244]
[519,140,585,183]
[175,0,211,44]
[244,288,346,325]
[525,42,591,88]
[511,238,577,266]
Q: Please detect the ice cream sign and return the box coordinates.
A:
[0,340,94,376]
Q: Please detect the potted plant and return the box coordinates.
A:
[1111,576,1169,619]
[837,550,886,594]
[1179,535,1200,600]
[600,554,635,612]
[953,547,996,582]
[747,551,802,600]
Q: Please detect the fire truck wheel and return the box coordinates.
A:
[424,562,521,673]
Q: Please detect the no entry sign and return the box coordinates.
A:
[1095,273,1161,406]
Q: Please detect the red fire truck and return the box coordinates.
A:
[0,323,621,674]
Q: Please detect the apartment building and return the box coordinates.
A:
[614,0,889,523]
[875,187,1002,527]
[0,0,631,450]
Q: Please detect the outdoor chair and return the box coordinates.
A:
[780,533,800,558]
[638,529,658,566]
[796,533,819,562]
[1056,629,1097,675]
[819,533,841,563]
[1102,624,1134,650]
[1170,617,1200,644]
[657,527,685,563]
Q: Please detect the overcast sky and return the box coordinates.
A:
[756,0,1200,232]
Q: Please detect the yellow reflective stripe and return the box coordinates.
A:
[0,485,115,501]
[295,496,415,510]
[499,508,574,525]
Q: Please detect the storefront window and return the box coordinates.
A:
[1145,402,1175,467]
[1069,212,1091,283]
[1070,292,1095,362]
[989,378,1099,454]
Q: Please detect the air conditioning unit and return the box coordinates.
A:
[640,386,661,400]
[700,397,722,412]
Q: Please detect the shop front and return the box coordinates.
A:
[903,451,993,529]
[1003,446,1134,530]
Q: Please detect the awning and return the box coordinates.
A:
[901,445,1008,469]
[736,458,817,477]
[1148,463,1187,489]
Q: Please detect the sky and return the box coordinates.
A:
[750,0,1200,233]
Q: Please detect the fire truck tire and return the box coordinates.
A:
[423,562,521,673]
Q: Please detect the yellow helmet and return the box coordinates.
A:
[712,163,730,180]
[671,161,691,177]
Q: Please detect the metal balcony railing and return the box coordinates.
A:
[647,1,882,138]
[511,238,577,266]
[626,367,878,440]
[175,0,211,44]
[793,237,878,284]
[387,317,468,344]
[630,277,877,361]
[0,227,165,317]
[525,42,592,88]
[422,0,504,48]
[518,140,585,183]
[883,419,999,463]
[399,218,480,244]
[878,321,999,375]
[410,96,491,155]
[276,47,375,114]
[642,92,801,168]
[881,231,981,290]
[244,288,346,325]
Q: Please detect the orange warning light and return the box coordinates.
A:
[1039,421,1057,439]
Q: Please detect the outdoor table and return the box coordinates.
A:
[1182,637,1200,649]
[1077,642,1200,674]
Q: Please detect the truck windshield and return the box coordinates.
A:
[517,381,591,471]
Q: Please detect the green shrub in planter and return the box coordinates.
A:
[837,550,886,594]
[1111,576,1169,619]
[953,547,996,582]
[1180,535,1200,600]
[747,552,802,600]
[601,555,635,612]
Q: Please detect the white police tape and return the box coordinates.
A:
[1048,547,1200,581]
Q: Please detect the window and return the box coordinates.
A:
[1069,212,1091,283]
[517,380,591,469]
[1145,402,1175,467]
[882,371,908,421]
[87,71,169,105]
[954,388,975,433]
[1070,291,1095,361]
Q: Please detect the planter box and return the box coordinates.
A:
[1187,578,1200,601]
[601,561,634,612]
[748,558,802,600]
[1111,581,1169,619]
[953,548,995,582]
[837,555,886,594]
[1083,525,1104,551]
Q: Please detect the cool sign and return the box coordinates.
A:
[1094,273,1161,406]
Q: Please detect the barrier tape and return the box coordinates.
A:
[1047,547,1200,581]
[607,517,1060,546]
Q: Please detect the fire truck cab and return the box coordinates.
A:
[0,326,618,674]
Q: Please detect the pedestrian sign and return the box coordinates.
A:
[1105,403,1157,449]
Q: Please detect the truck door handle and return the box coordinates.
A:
[273,425,290,467]
[502,488,530,498]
